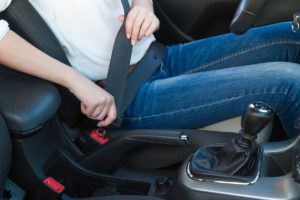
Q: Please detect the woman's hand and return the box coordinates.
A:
[118,0,160,45]
[66,70,116,127]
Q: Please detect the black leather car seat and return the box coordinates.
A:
[0,115,12,197]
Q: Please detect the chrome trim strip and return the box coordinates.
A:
[180,135,190,145]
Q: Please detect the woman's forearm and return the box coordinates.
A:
[0,30,117,125]
[0,30,79,89]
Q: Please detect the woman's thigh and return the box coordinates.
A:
[124,62,300,137]
[163,22,300,77]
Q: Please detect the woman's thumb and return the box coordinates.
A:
[118,15,125,22]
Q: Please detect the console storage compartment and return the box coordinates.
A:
[0,68,61,136]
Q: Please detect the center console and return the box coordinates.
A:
[172,103,300,200]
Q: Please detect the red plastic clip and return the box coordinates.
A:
[90,129,110,145]
[43,177,65,194]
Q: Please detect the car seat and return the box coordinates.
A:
[0,115,11,197]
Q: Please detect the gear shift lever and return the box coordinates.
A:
[189,102,274,183]
[239,102,274,146]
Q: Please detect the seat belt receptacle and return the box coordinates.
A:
[89,129,110,145]
[43,177,65,194]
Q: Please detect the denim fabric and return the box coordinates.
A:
[123,22,300,137]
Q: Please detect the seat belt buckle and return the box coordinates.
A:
[43,177,65,194]
[75,128,110,153]
[89,128,110,145]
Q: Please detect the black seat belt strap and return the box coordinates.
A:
[120,0,131,14]
[105,0,132,126]
[119,42,165,115]
[106,0,165,127]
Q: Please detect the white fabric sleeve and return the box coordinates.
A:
[0,0,12,41]
[0,0,12,12]
[0,19,9,41]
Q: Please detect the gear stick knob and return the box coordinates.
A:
[240,102,274,141]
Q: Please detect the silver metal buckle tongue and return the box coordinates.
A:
[292,11,300,33]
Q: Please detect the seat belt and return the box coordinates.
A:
[105,0,132,126]
[106,0,165,127]
[120,42,165,116]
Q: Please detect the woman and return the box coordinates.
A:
[1,0,300,136]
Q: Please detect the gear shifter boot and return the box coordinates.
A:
[190,138,259,182]
[189,102,274,183]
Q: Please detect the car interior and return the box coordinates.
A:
[1,0,300,199]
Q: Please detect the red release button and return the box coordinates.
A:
[90,129,110,144]
[43,177,65,194]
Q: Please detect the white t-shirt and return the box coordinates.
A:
[0,0,156,81]
[0,0,11,40]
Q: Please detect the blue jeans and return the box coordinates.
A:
[123,22,300,137]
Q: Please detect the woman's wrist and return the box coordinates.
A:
[132,0,153,8]
[60,67,84,91]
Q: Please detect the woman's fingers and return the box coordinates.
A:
[145,17,159,36]
[69,73,117,127]
[90,104,106,120]
[98,104,117,127]
[80,93,115,123]
[81,101,98,117]
[125,8,139,39]
[95,100,112,120]
[139,13,154,40]
[125,6,160,45]
[131,10,146,45]
[118,15,125,22]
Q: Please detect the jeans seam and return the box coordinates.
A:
[124,90,300,121]
[183,40,300,75]
[159,62,168,77]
